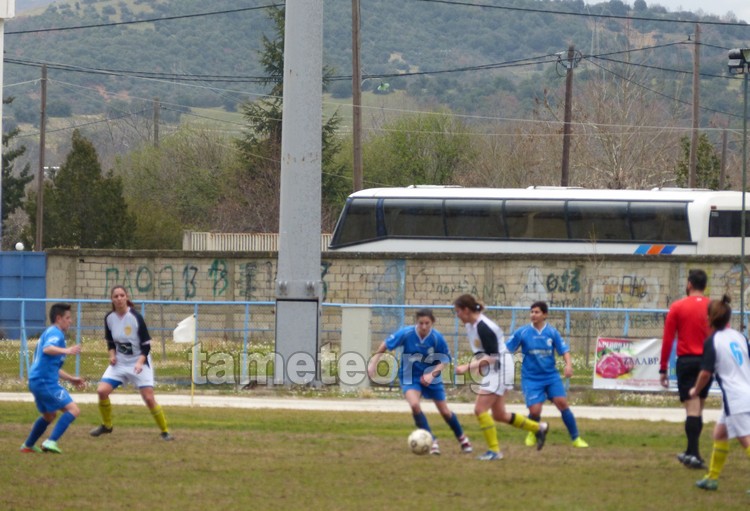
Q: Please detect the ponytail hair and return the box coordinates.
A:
[453,294,484,312]
[708,294,732,331]
[110,285,136,311]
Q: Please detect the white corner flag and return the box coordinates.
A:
[173,315,196,343]
[173,315,198,405]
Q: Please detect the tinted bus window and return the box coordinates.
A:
[331,198,379,246]
[709,210,750,237]
[383,199,444,237]
[445,200,505,238]
[568,201,630,241]
[505,200,566,239]
[630,202,690,242]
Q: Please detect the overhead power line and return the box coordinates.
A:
[6,3,282,35]
[416,0,750,27]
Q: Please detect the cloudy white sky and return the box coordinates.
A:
[641,0,750,23]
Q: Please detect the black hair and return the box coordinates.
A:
[415,308,436,323]
[49,303,71,324]
[530,301,548,314]
[688,269,708,292]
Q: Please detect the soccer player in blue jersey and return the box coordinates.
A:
[454,294,548,461]
[367,308,472,455]
[21,303,86,454]
[505,301,588,448]
[90,286,173,440]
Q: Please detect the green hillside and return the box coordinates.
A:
[4,0,750,127]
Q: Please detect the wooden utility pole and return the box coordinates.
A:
[689,24,700,188]
[720,127,728,190]
[351,0,363,192]
[153,97,160,148]
[35,64,47,251]
[561,45,575,187]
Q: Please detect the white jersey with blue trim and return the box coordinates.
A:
[701,327,750,416]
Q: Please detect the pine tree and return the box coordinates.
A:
[25,130,135,249]
[228,5,347,232]
[2,98,33,245]
[675,134,724,190]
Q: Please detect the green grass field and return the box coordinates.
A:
[2,401,748,511]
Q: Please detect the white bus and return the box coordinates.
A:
[328,186,750,255]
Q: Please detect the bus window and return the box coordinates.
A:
[630,201,691,242]
[444,200,505,238]
[568,201,630,241]
[505,200,566,239]
[383,199,444,237]
[709,210,750,237]
[331,198,379,246]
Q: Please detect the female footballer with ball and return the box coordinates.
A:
[90,285,174,441]
[454,294,548,460]
[368,308,472,455]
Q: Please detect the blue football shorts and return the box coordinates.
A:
[522,377,566,406]
[29,380,73,414]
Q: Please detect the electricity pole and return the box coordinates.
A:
[561,45,577,187]
[35,64,47,251]
[689,24,700,188]
[351,0,363,191]
[0,1,16,250]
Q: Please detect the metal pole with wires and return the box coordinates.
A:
[728,48,750,330]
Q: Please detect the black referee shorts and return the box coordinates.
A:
[675,355,712,402]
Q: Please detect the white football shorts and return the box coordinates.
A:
[101,356,155,388]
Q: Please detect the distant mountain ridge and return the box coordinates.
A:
[3,0,749,125]
[15,0,56,14]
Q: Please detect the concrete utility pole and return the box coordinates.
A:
[689,24,700,188]
[274,0,324,385]
[0,0,16,251]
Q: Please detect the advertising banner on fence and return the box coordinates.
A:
[593,337,662,391]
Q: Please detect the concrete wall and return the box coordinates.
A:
[47,249,744,310]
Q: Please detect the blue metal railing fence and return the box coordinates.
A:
[5,297,744,384]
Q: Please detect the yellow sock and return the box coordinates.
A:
[708,440,730,479]
[510,413,540,433]
[478,412,500,453]
[151,405,169,433]
[99,398,113,428]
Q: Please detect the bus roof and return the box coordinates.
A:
[349,186,744,202]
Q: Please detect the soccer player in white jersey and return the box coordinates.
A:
[453,294,549,460]
[21,303,86,454]
[690,295,750,492]
[90,285,173,440]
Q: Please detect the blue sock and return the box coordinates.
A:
[561,408,579,440]
[49,412,76,442]
[24,417,51,447]
[413,412,432,436]
[444,412,464,439]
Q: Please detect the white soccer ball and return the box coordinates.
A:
[15,242,24,251]
[408,428,433,455]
